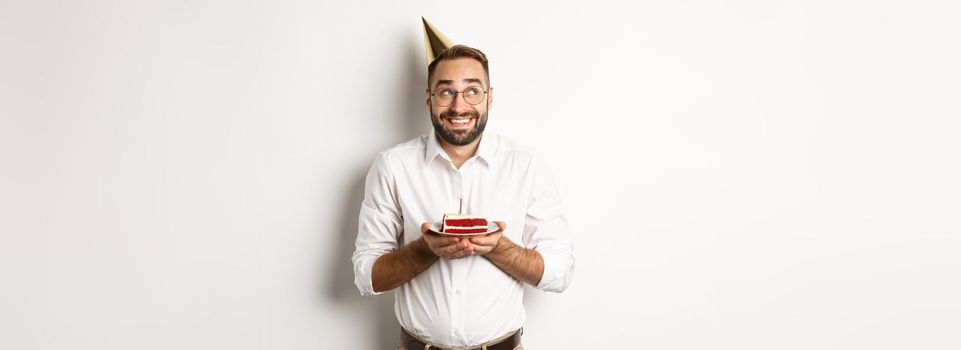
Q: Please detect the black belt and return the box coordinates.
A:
[401,328,522,350]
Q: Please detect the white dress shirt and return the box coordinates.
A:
[352,131,574,347]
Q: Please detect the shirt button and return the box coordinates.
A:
[454,330,461,336]
[455,289,462,295]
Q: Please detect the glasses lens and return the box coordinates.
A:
[464,87,484,105]
[435,89,455,106]
[433,88,486,106]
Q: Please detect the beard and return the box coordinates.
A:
[430,107,488,146]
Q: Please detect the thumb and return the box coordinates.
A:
[495,221,507,231]
[421,222,431,233]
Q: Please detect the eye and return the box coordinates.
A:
[439,89,455,97]
[466,87,482,96]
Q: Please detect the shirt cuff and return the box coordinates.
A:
[534,244,574,293]
[353,253,387,297]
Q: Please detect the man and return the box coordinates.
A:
[352,44,574,349]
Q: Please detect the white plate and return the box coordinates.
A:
[429,221,500,236]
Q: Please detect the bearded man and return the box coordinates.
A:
[352,44,574,350]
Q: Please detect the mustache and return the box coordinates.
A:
[440,109,480,119]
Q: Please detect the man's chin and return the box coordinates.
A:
[440,130,478,146]
[445,137,472,146]
[431,115,486,146]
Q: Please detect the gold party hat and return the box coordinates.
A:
[422,17,454,65]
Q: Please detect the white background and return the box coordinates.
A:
[2,0,960,348]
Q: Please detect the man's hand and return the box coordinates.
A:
[472,221,545,287]
[421,222,475,259]
[468,221,506,255]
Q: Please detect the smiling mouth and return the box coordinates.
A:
[444,117,475,127]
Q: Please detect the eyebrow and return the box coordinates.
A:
[435,78,484,88]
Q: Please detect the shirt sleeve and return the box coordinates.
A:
[351,151,404,296]
[522,157,575,293]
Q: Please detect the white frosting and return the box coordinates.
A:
[443,214,484,220]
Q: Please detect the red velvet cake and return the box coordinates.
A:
[442,214,489,234]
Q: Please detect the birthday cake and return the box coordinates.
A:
[442,214,489,234]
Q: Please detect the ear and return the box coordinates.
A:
[425,89,432,112]
[487,86,494,111]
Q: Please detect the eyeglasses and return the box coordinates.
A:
[429,86,489,107]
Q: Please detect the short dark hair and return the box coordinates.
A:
[427,44,490,88]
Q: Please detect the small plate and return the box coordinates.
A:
[429,221,501,236]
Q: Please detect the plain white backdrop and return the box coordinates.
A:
[2,0,960,348]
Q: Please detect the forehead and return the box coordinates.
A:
[431,58,487,87]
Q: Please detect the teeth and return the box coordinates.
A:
[450,118,470,124]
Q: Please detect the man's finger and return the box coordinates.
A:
[440,241,463,256]
[471,232,501,245]
[448,245,474,259]
[449,246,467,259]
[447,250,465,259]
[441,239,470,256]
[469,235,489,245]
[430,236,460,248]
[421,222,431,234]
[469,237,490,246]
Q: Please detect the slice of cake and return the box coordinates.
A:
[442,214,488,234]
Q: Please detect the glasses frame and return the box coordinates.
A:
[428,86,490,107]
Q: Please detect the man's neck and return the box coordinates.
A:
[438,133,482,169]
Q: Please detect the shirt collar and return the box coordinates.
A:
[425,131,448,165]
[425,131,496,167]
[475,133,496,165]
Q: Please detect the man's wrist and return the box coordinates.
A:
[487,235,514,259]
[496,235,513,251]
[411,237,437,260]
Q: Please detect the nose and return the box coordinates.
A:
[448,92,471,112]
